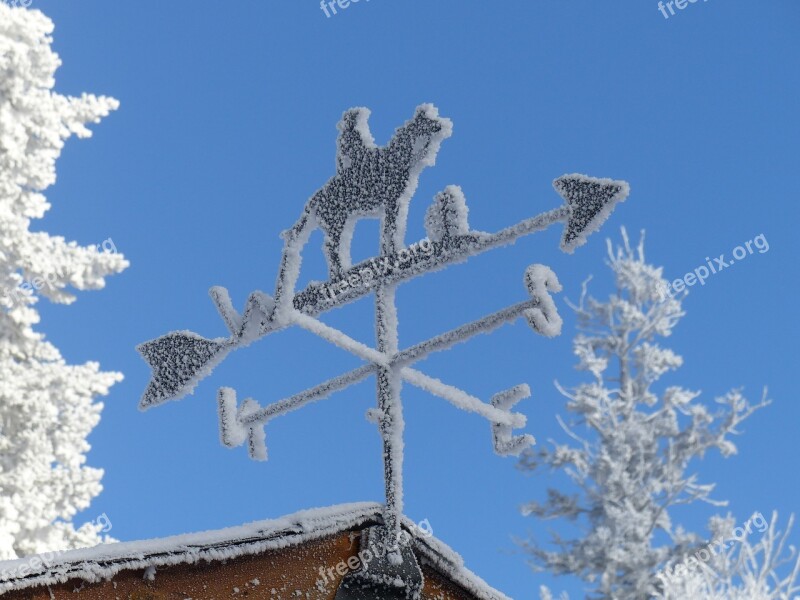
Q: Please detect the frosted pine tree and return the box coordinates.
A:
[0,5,126,558]
[520,229,769,599]
[655,512,800,600]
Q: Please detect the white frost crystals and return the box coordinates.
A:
[0,4,126,559]
[524,230,778,600]
[524,264,564,338]
[554,174,629,254]
[136,103,631,573]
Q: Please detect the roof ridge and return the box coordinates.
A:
[0,503,511,600]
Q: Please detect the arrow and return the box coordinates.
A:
[137,174,629,409]
[190,263,563,469]
[554,173,630,253]
[138,331,233,409]
[293,173,628,316]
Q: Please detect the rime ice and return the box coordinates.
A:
[137,103,631,594]
[0,4,126,559]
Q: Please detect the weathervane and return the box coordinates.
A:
[137,104,630,597]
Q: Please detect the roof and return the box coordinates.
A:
[0,502,511,600]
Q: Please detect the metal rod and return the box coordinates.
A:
[242,299,538,428]
[290,309,389,367]
[375,281,404,551]
[400,367,523,427]
[241,364,376,426]
[394,298,537,368]
[290,206,567,316]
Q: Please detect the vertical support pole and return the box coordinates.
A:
[375,280,404,558]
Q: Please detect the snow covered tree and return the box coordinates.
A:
[655,512,800,600]
[0,4,126,558]
[519,229,769,599]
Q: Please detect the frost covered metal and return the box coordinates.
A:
[137,104,630,593]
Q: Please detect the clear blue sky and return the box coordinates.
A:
[30,1,799,597]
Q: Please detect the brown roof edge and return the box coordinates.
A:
[0,503,512,600]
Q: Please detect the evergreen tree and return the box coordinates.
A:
[0,4,126,558]
[521,230,768,599]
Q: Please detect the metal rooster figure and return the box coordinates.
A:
[137,104,630,599]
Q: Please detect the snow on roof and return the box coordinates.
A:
[0,502,511,600]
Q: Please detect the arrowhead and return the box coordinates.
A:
[137,331,233,410]
[554,174,630,253]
